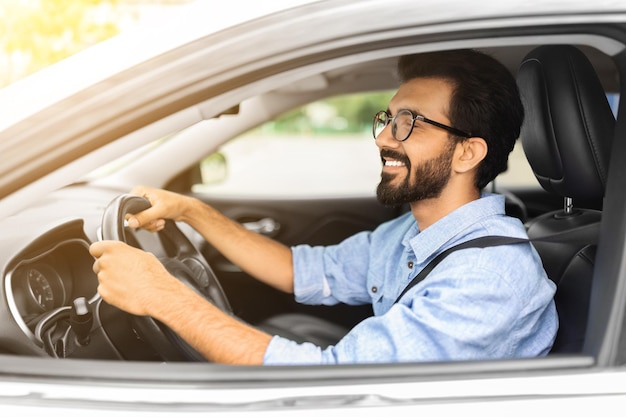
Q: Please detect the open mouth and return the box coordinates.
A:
[381,149,409,169]
[384,159,406,167]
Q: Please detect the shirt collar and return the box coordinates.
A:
[403,193,506,263]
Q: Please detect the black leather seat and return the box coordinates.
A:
[258,313,348,348]
[517,45,615,353]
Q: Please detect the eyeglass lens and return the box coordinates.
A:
[373,110,414,141]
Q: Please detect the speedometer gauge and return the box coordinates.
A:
[26,268,56,311]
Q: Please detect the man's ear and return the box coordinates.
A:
[454,137,488,173]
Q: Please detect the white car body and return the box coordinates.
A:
[1,0,626,414]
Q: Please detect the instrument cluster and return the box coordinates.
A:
[5,235,99,340]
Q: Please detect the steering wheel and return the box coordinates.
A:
[100,194,232,361]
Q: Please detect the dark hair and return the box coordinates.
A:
[398,49,524,189]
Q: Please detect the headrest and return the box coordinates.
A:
[517,45,615,200]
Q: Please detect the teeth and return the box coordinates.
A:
[385,160,405,167]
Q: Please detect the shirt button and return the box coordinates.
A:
[408,261,414,269]
[371,286,378,293]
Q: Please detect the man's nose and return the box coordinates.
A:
[375,124,400,149]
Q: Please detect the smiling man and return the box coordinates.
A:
[90,49,558,365]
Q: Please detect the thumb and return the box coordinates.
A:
[127,208,166,231]
[127,214,142,228]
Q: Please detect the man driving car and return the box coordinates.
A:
[90,49,558,365]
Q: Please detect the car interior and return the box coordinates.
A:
[203,43,617,355]
[0,29,624,368]
[517,44,613,353]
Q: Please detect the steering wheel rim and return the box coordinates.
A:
[100,194,232,361]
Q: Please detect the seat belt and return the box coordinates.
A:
[394,235,529,304]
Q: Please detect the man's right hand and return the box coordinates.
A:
[126,186,195,232]
[124,185,296,294]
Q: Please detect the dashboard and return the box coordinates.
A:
[0,185,212,361]
[1,219,103,356]
[5,223,98,348]
[0,186,162,359]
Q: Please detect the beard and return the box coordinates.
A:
[376,145,455,206]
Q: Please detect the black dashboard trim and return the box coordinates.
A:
[3,220,96,351]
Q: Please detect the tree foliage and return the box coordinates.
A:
[1,0,120,87]
[268,91,396,135]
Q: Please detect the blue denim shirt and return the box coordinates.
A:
[263,193,558,365]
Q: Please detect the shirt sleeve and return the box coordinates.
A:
[291,230,374,306]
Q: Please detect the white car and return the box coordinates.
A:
[1,0,626,414]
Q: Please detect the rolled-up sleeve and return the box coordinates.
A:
[264,304,425,365]
[291,230,374,306]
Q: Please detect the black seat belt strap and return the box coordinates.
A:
[394,235,529,304]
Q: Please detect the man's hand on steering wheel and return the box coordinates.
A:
[89,191,238,361]
[90,240,181,317]
[125,186,192,231]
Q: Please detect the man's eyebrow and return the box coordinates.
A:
[387,107,423,116]
[408,107,429,117]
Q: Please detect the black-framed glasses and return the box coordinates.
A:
[373,109,471,142]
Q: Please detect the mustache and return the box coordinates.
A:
[380,149,410,166]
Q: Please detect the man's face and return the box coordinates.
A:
[375,77,458,206]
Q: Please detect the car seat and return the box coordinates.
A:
[517,45,615,353]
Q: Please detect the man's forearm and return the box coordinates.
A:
[181,198,295,293]
[150,279,272,364]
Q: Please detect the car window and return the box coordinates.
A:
[193,92,539,198]
[496,142,536,187]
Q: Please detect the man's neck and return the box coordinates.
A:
[410,187,481,231]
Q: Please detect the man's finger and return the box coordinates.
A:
[92,259,100,274]
[89,241,106,258]
[89,240,124,257]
